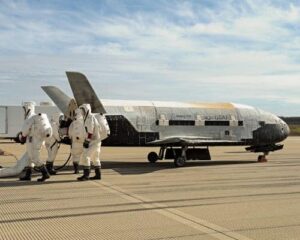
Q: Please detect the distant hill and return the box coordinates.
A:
[280,117,300,125]
[280,117,300,136]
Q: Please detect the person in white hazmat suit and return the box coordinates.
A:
[23,101,36,120]
[18,102,37,177]
[68,108,86,174]
[77,104,103,181]
[19,108,53,182]
[44,113,63,175]
[0,102,36,178]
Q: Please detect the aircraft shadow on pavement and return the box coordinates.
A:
[101,159,257,175]
[0,160,256,187]
[51,159,256,175]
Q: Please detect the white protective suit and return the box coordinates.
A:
[44,113,63,175]
[80,104,102,168]
[45,113,62,164]
[95,114,110,141]
[77,103,110,181]
[0,102,35,178]
[0,153,29,178]
[22,113,53,167]
[68,109,85,165]
[23,101,36,120]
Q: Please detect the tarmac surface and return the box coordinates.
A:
[0,137,299,240]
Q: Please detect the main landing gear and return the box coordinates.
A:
[147,146,211,167]
[147,147,165,163]
[147,152,159,163]
[258,152,268,163]
[174,146,188,167]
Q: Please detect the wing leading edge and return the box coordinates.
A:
[148,136,238,146]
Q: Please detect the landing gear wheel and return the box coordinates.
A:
[258,155,267,163]
[174,156,186,167]
[148,152,159,163]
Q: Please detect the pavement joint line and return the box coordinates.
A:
[89,180,253,240]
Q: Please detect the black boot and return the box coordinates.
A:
[90,167,101,180]
[37,165,50,182]
[73,162,79,174]
[46,161,57,175]
[19,167,32,181]
[77,168,90,181]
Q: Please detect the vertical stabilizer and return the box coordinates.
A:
[66,72,106,114]
[41,86,73,117]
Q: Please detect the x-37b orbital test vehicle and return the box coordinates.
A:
[42,72,290,167]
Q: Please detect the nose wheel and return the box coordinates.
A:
[258,152,268,162]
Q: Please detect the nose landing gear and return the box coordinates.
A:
[258,152,268,162]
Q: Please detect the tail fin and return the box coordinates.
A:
[41,86,73,117]
[66,72,106,114]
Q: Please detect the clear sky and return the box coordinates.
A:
[0,0,299,116]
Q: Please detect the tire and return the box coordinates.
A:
[148,152,159,163]
[174,156,186,167]
[258,155,267,162]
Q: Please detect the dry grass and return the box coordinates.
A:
[289,124,300,136]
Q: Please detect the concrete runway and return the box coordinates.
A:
[0,137,299,240]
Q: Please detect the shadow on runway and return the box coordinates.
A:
[50,159,257,175]
[101,159,257,175]
[0,160,257,187]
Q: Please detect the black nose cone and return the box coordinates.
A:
[253,123,289,145]
[282,122,290,140]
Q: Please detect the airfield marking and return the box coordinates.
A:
[90,180,253,240]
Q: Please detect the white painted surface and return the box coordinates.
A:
[0,107,6,134]
[232,103,255,109]
[0,153,29,178]
[102,99,237,109]
[0,105,61,138]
